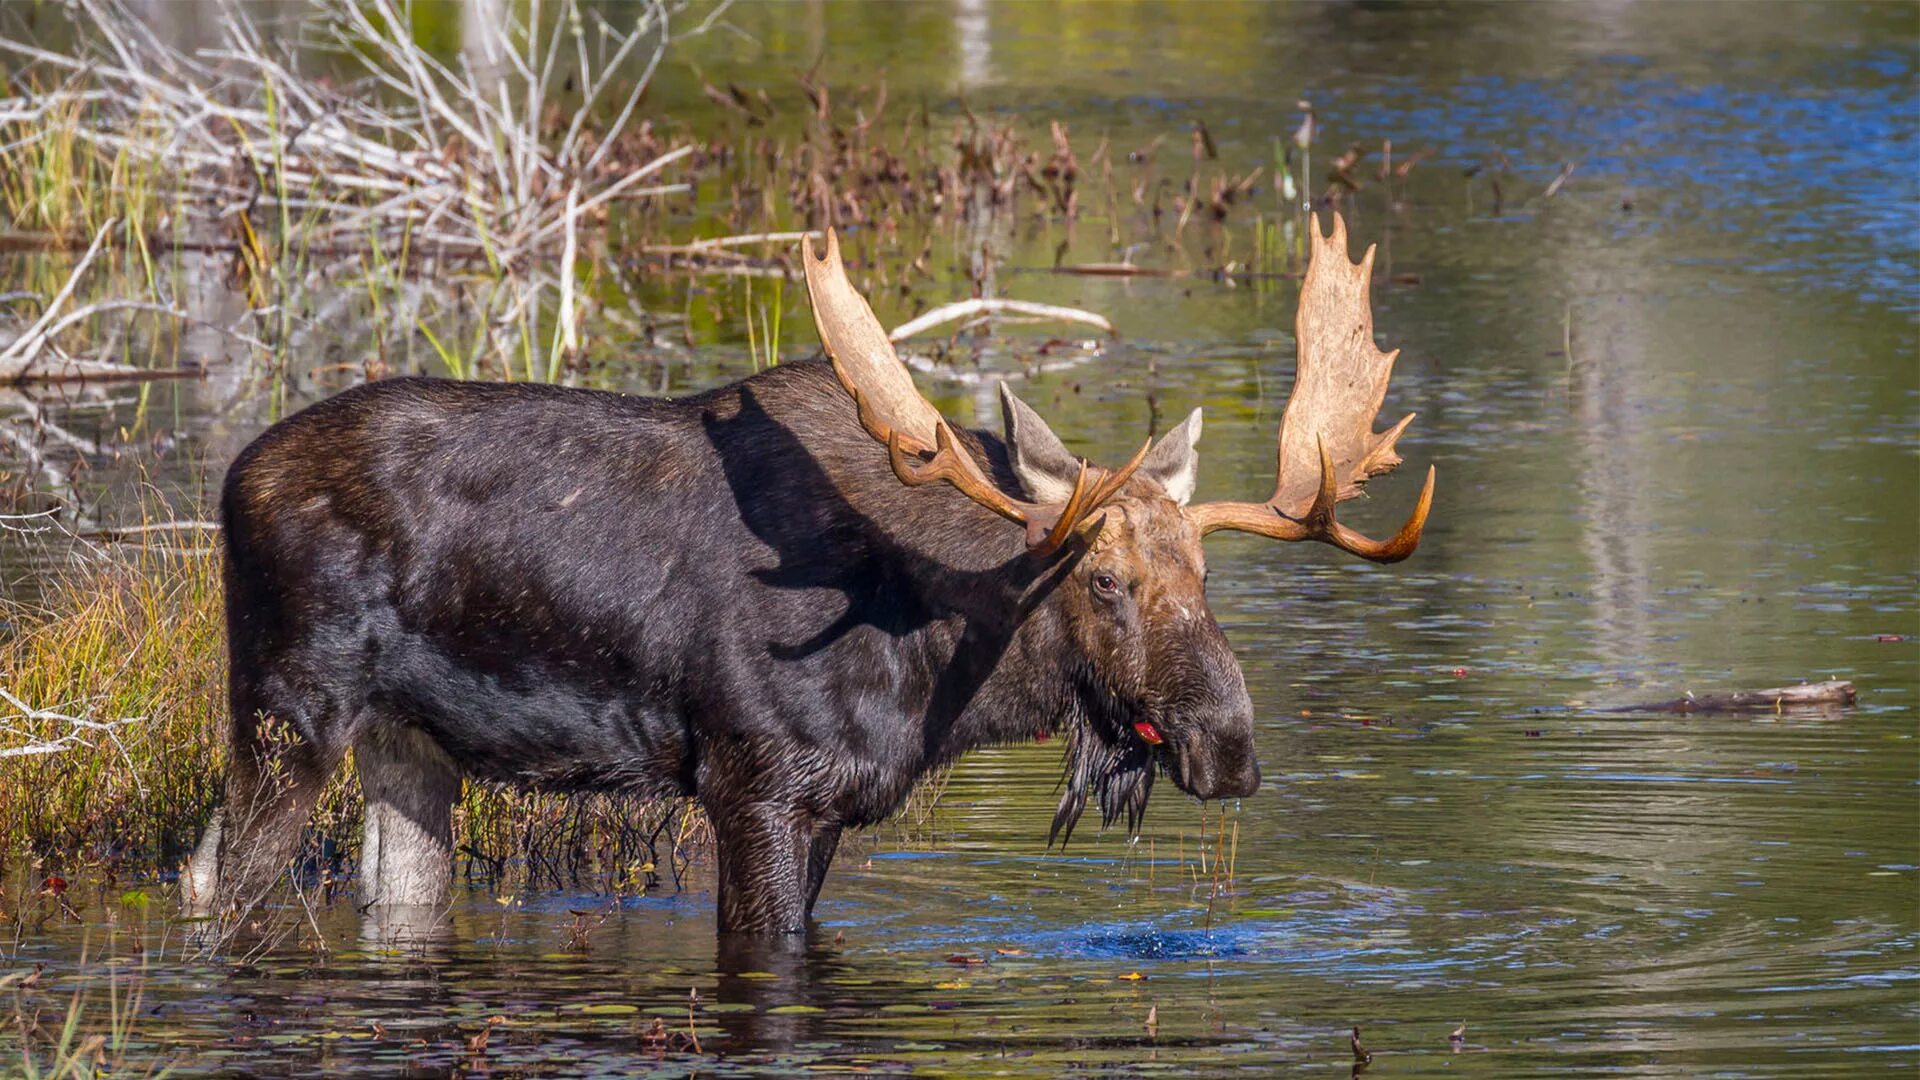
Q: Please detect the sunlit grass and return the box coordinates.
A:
[0,539,226,865]
[0,533,711,892]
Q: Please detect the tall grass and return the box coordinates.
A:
[0,0,715,383]
[0,541,226,865]
[0,534,714,893]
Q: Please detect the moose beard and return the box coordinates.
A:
[1048,709,1156,848]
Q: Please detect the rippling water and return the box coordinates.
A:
[4,2,1916,1076]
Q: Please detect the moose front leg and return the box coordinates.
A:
[707,801,811,934]
[805,824,842,917]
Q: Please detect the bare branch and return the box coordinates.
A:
[889,298,1113,342]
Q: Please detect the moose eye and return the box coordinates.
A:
[1093,572,1121,595]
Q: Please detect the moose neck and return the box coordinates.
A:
[740,358,1091,767]
[883,509,1089,766]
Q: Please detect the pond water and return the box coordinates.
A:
[4,3,1917,1077]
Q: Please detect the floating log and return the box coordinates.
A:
[1624,680,1856,714]
[888,298,1113,342]
[1052,262,1174,278]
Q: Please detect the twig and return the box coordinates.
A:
[0,218,117,374]
[0,688,146,788]
[79,520,220,541]
[643,229,821,256]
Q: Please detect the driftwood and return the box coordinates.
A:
[888,298,1113,342]
[1622,680,1857,715]
[4,358,202,385]
[1053,262,1174,278]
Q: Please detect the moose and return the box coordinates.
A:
[185,212,1433,935]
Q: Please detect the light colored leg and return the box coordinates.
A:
[355,725,462,909]
[183,809,222,914]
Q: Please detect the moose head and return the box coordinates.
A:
[801,214,1434,843]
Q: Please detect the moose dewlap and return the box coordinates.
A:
[186,212,1433,935]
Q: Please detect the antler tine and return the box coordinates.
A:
[1031,460,1093,553]
[805,226,1155,557]
[1184,210,1436,563]
[1030,436,1151,554]
[1304,435,1434,563]
[1332,464,1434,563]
[1085,437,1153,513]
[886,423,1027,524]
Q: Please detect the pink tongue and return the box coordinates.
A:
[1133,720,1164,745]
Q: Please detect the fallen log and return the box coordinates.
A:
[1052,262,1174,278]
[3,357,203,384]
[1622,680,1856,714]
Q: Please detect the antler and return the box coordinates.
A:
[801,229,1147,554]
[1184,211,1435,563]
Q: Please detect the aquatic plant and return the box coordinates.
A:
[0,934,178,1080]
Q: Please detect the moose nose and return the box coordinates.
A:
[1177,725,1262,801]
[1225,757,1262,799]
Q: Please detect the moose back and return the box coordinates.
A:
[186,213,1433,934]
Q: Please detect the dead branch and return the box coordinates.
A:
[889,298,1114,342]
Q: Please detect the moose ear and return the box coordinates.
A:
[1141,407,1203,505]
[998,383,1082,504]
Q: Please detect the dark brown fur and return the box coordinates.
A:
[192,360,1257,934]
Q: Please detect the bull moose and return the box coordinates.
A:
[186,212,1433,934]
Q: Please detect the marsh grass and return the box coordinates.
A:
[0,539,226,866]
[0,0,719,384]
[0,527,718,902]
[0,0,1418,395]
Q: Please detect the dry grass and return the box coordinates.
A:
[0,533,722,896]
[0,539,227,867]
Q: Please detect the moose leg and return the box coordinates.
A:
[191,677,347,918]
[708,802,810,934]
[804,824,842,917]
[355,724,462,909]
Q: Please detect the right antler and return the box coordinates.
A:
[1184,211,1435,563]
[802,230,1146,554]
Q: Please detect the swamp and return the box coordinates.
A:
[0,1,1915,1076]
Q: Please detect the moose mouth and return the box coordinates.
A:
[1048,702,1188,847]
[1048,695,1260,847]
[1048,716,1157,847]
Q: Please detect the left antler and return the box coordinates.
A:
[803,229,1147,554]
[1184,211,1434,563]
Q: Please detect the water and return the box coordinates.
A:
[4,3,1917,1076]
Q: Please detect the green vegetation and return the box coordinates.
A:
[0,534,712,890]
[0,541,226,866]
